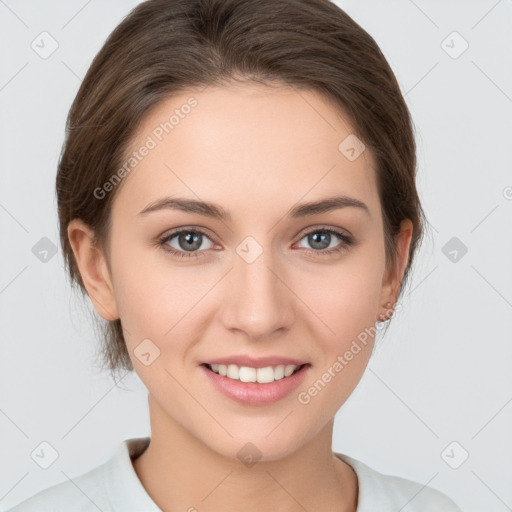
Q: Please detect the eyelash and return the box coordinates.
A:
[157,226,354,260]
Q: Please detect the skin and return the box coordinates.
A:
[68,83,413,512]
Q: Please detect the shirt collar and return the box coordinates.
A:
[105,437,365,512]
[105,436,161,511]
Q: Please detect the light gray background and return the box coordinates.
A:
[1,1,511,511]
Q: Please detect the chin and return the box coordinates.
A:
[201,424,313,464]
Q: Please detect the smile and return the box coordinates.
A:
[201,362,311,405]
[206,363,305,383]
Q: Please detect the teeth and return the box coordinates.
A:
[208,363,301,383]
[274,365,285,380]
[284,365,297,377]
[227,364,239,379]
[239,366,257,382]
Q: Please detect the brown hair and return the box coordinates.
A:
[57,0,427,380]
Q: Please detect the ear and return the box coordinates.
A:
[378,218,414,319]
[67,219,119,322]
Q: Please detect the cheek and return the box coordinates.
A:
[108,233,169,339]
[109,239,212,356]
[299,250,385,343]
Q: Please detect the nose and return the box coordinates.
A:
[220,246,295,341]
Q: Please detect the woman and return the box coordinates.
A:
[8,0,462,510]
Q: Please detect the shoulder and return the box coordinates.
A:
[6,437,155,512]
[335,453,462,512]
[5,464,109,512]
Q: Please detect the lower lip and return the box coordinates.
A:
[201,364,310,406]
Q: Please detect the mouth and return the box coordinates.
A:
[200,362,311,405]
[203,362,308,383]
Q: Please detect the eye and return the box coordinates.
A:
[158,228,215,259]
[158,226,354,260]
[296,227,353,256]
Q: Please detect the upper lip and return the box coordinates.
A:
[202,356,309,368]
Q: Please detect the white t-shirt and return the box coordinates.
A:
[6,437,462,511]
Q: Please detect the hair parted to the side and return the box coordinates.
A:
[57,0,427,381]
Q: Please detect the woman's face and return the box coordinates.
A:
[81,83,411,461]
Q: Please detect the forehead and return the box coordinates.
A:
[114,83,379,221]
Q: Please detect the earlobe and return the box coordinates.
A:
[67,219,119,322]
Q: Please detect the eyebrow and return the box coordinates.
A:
[138,195,370,220]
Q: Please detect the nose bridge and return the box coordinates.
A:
[222,239,294,339]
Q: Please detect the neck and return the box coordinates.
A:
[132,395,358,512]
